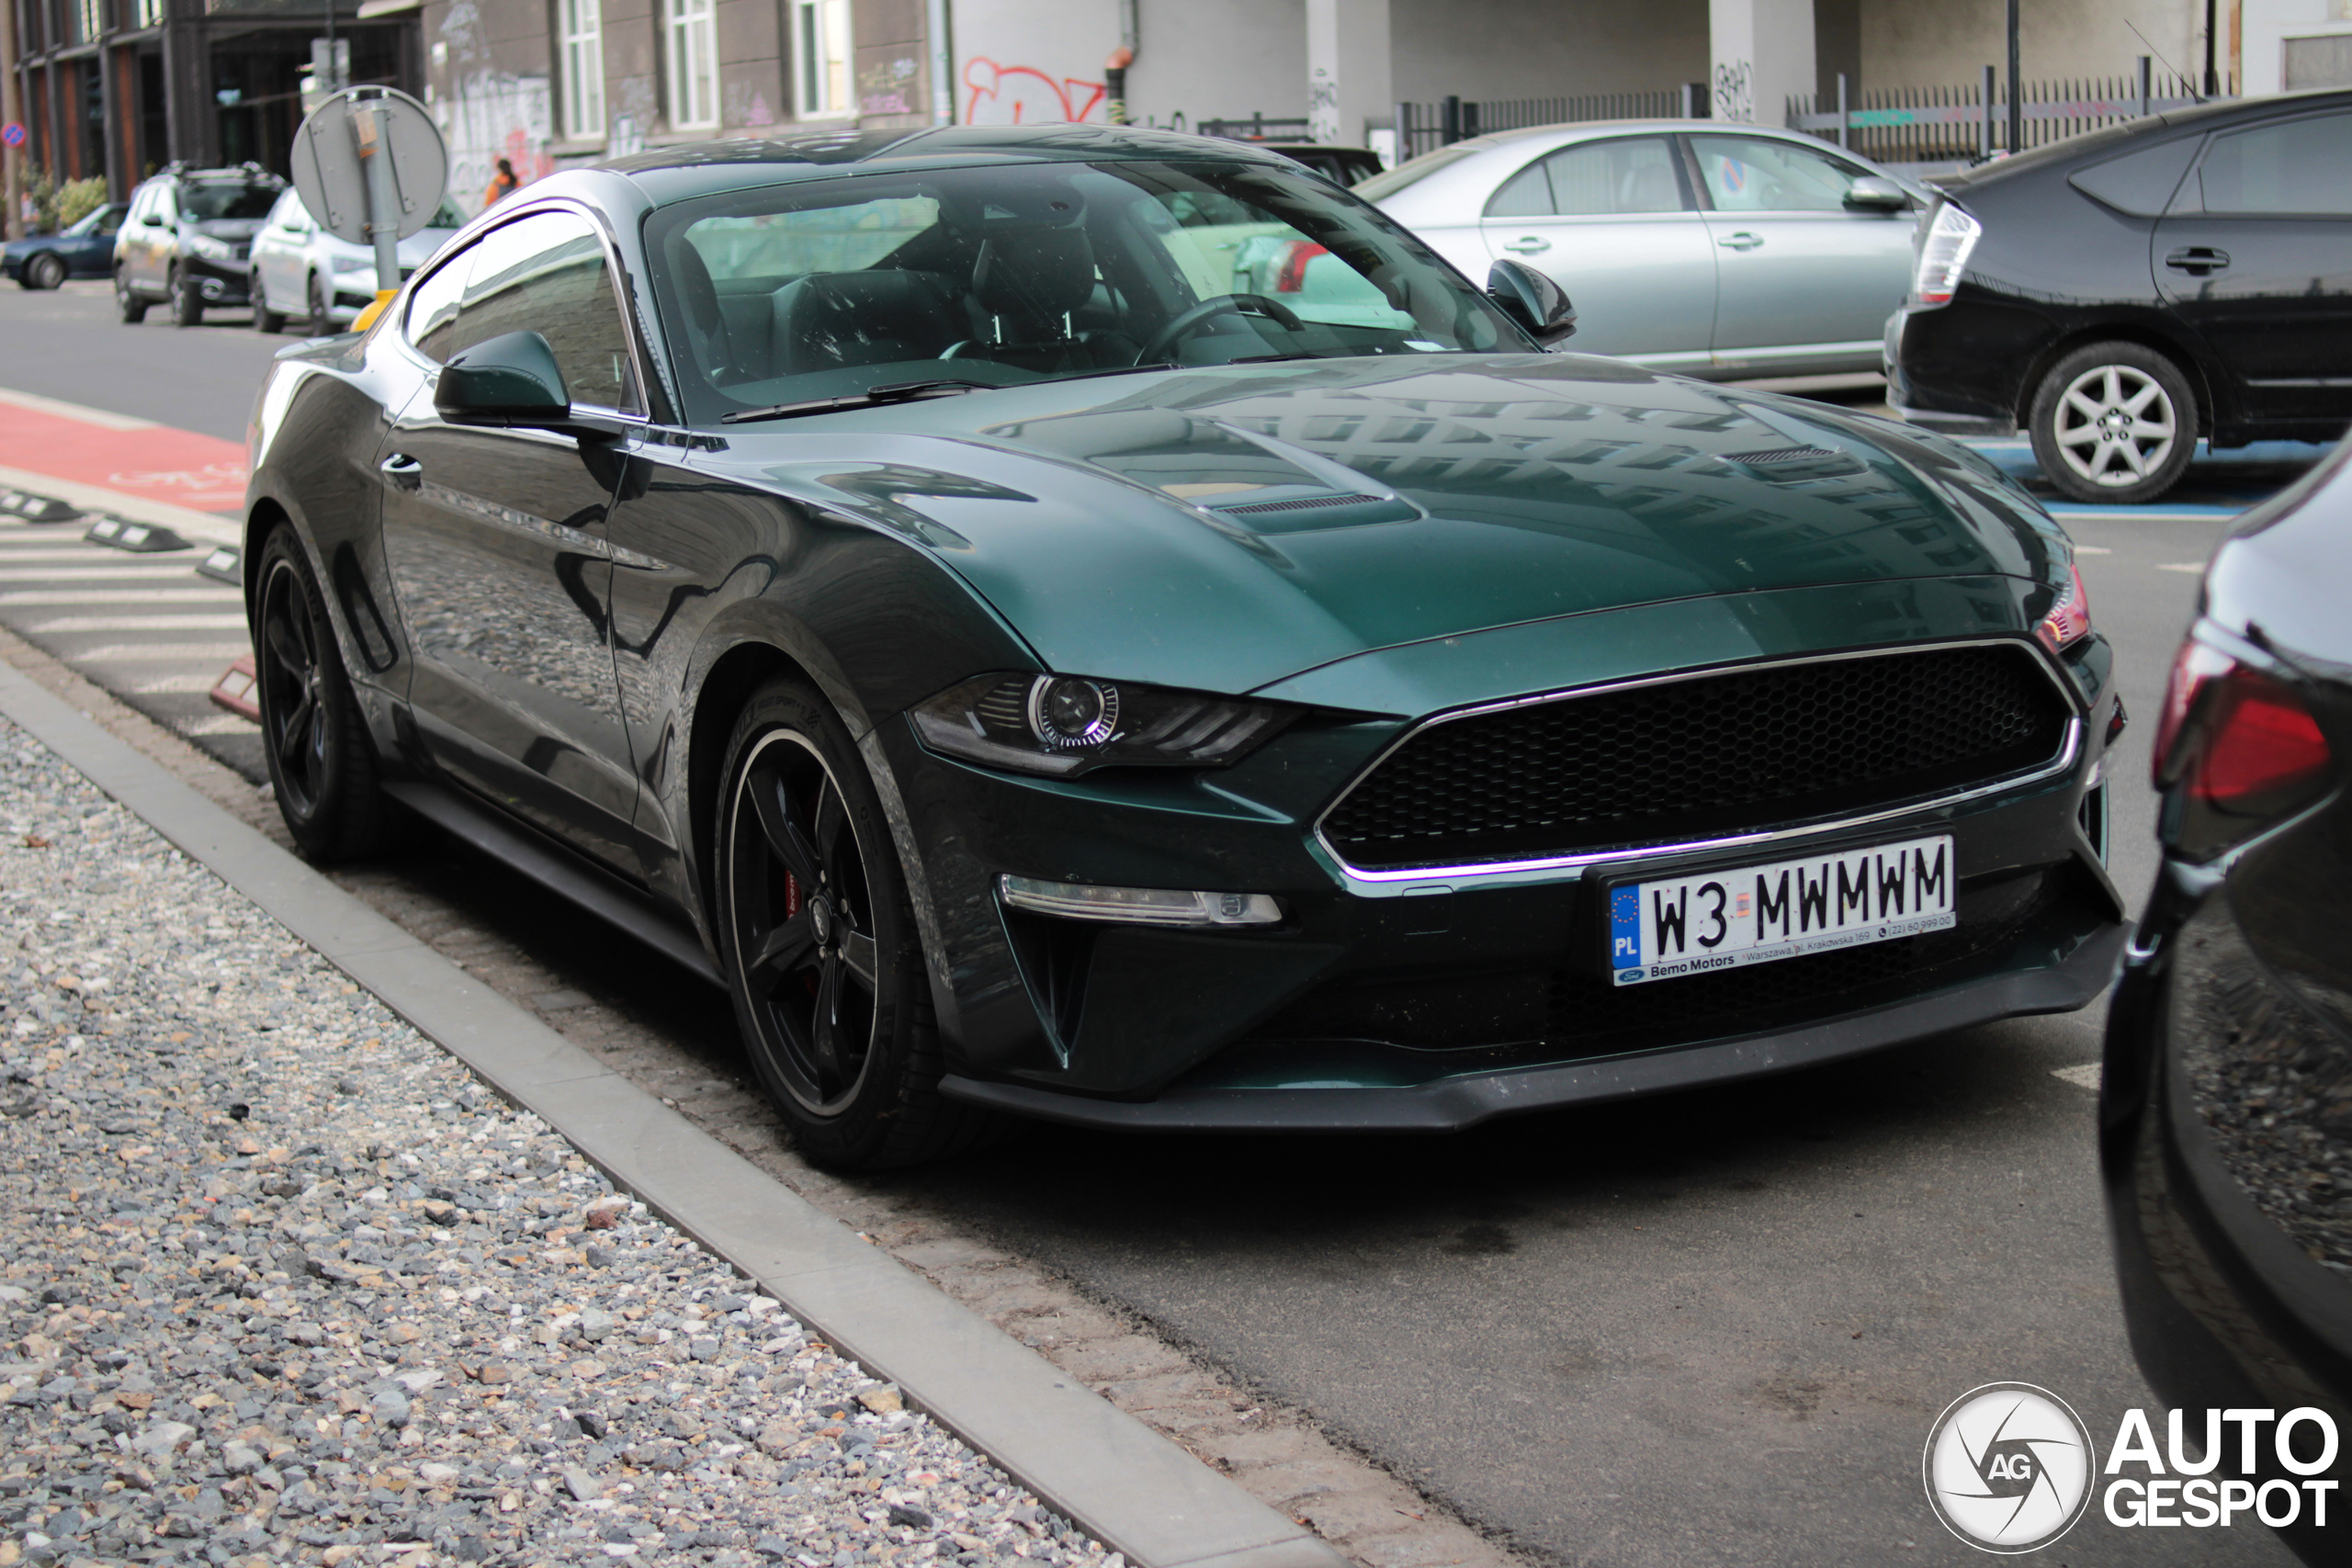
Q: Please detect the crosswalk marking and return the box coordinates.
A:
[127,672,231,694]
[0,566,220,581]
[72,642,250,662]
[0,589,239,604]
[18,614,251,632]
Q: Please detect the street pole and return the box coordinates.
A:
[924,0,952,124]
[0,0,21,241]
[354,89,400,295]
[2005,0,2020,154]
[2203,0,2219,96]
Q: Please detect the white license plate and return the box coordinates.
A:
[1606,834,1956,986]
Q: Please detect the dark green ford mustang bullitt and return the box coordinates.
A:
[243,124,2125,1168]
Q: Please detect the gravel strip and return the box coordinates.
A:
[0,715,1111,1568]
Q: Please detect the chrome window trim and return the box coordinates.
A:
[1314,637,2086,886]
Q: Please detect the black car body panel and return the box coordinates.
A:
[2104,443,2352,1563]
[1888,88,2352,446]
[245,127,2126,1134]
[3,203,130,285]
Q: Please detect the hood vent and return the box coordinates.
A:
[1200,489,1420,533]
[1724,445,1866,482]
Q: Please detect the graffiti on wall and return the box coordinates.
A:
[861,56,921,118]
[1713,59,1754,123]
[442,72,555,212]
[961,58,1106,124]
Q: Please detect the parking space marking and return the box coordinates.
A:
[2157,563,2206,573]
[2052,1062,2102,1092]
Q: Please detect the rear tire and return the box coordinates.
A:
[714,676,1008,1169]
[168,264,203,327]
[115,269,147,323]
[253,525,395,862]
[27,254,65,290]
[252,273,283,333]
[2028,341,2197,505]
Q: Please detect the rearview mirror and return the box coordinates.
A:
[1487,259,1577,347]
[435,331,573,427]
[1844,175,1910,211]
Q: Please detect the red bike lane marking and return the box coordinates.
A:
[0,402,248,513]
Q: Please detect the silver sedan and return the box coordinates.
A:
[248,188,466,337]
[1365,121,1927,379]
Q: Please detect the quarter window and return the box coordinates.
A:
[1691,134,1871,213]
[794,0,853,118]
[562,0,605,141]
[2197,113,2352,215]
[1484,137,1685,218]
[665,0,718,130]
[404,211,641,414]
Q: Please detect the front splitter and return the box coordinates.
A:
[940,921,2130,1133]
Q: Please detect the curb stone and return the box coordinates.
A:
[0,657,1345,1568]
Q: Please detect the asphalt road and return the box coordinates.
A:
[0,280,2325,1566]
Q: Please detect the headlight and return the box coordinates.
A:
[1910,201,1980,308]
[187,235,239,264]
[2034,560,2092,655]
[910,673,1296,777]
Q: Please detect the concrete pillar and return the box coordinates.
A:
[1708,0,1815,126]
[1306,0,1389,147]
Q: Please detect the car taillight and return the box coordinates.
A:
[2153,639,2335,863]
[1272,241,1329,293]
[2034,561,2091,655]
[1911,202,1981,308]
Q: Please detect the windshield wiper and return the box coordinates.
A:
[721,378,992,424]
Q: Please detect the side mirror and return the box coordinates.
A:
[142,211,164,226]
[435,331,572,427]
[1844,175,1910,211]
[1487,258,1577,347]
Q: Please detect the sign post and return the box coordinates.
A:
[288,85,447,332]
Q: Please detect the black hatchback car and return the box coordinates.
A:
[2104,442,2352,1562]
[1886,88,2352,505]
[113,162,285,326]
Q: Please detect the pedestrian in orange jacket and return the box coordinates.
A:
[483,158,520,208]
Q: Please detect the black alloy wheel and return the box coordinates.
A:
[115,268,147,323]
[252,272,283,333]
[168,264,203,327]
[26,253,65,291]
[252,526,393,861]
[715,677,1003,1168]
[307,274,334,338]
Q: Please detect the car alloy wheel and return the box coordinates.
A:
[2029,342,2198,505]
[253,527,392,861]
[714,678,1004,1168]
[27,253,65,290]
[252,272,283,333]
[115,268,146,323]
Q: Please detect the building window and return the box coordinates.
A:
[561,0,605,141]
[665,0,718,130]
[794,0,852,118]
[71,0,103,45]
[135,0,162,29]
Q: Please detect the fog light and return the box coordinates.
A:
[999,874,1282,927]
[200,278,224,299]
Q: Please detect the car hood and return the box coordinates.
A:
[724,354,2070,700]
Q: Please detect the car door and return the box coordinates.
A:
[1476,134,1715,369]
[377,206,650,872]
[1689,133,1916,374]
[2154,107,2352,428]
[252,192,300,312]
[126,186,168,292]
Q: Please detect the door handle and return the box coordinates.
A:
[379,453,423,492]
[2165,246,2230,275]
[1502,236,1552,254]
[1717,231,1765,251]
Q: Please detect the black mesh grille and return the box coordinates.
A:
[1324,644,2071,872]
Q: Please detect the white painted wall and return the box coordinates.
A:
[1712,0,1815,122]
[1126,0,1306,130]
[950,0,1123,124]
[2241,0,2352,94]
[1857,0,2206,95]
[1387,0,1708,105]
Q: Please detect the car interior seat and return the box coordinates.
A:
[671,240,755,387]
[953,228,1129,371]
[769,270,963,378]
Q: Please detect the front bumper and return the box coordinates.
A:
[2103,866,2352,1562]
[887,631,2127,1127]
[181,251,250,304]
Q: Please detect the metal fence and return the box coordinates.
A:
[1197,116,1313,142]
[1787,62,2212,164]
[1395,88,1698,159]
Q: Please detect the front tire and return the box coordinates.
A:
[2028,342,2197,505]
[115,269,147,323]
[253,526,394,862]
[715,677,1002,1169]
[168,264,203,326]
[252,273,284,333]
[26,254,65,290]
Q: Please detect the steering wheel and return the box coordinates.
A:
[1136,293,1306,365]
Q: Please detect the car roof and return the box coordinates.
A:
[599,122,1305,205]
[1940,85,2352,189]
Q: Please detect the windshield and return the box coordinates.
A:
[181,180,281,221]
[645,158,1524,423]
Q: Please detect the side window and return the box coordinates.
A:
[2198,114,2352,215]
[95,206,123,235]
[1484,137,1684,218]
[1692,135,1869,213]
[442,210,641,412]
[404,246,470,363]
